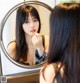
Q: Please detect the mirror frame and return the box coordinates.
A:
[0,1,52,68]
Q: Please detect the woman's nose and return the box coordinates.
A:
[30,21,34,28]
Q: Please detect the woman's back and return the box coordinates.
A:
[40,63,64,83]
[40,3,80,83]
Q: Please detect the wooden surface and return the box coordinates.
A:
[7,72,39,83]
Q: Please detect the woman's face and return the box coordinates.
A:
[22,14,39,36]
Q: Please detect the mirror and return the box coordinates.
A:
[0,1,52,68]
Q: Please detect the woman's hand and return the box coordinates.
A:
[31,33,44,56]
[31,33,43,48]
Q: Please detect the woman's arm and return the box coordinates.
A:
[37,35,49,56]
[32,33,45,56]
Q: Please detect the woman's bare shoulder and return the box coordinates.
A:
[7,41,16,59]
[44,64,55,78]
[40,64,55,83]
[8,41,16,47]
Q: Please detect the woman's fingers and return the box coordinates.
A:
[31,33,42,48]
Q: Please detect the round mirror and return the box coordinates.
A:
[0,1,52,68]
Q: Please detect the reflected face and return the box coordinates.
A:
[22,14,39,36]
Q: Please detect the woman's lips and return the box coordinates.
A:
[30,29,36,32]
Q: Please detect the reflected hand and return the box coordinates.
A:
[32,33,44,57]
[31,33,43,48]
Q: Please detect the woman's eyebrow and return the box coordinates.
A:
[31,16,37,19]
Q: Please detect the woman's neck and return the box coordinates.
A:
[25,34,32,41]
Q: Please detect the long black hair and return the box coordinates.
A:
[15,5,41,63]
[46,3,80,83]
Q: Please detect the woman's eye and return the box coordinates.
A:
[24,20,29,23]
[33,19,38,22]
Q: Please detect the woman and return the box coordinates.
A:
[8,5,49,65]
[40,3,80,83]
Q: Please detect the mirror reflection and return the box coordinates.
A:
[2,4,51,66]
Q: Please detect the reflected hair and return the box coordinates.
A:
[43,3,80,83]
[15,5,41,63]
